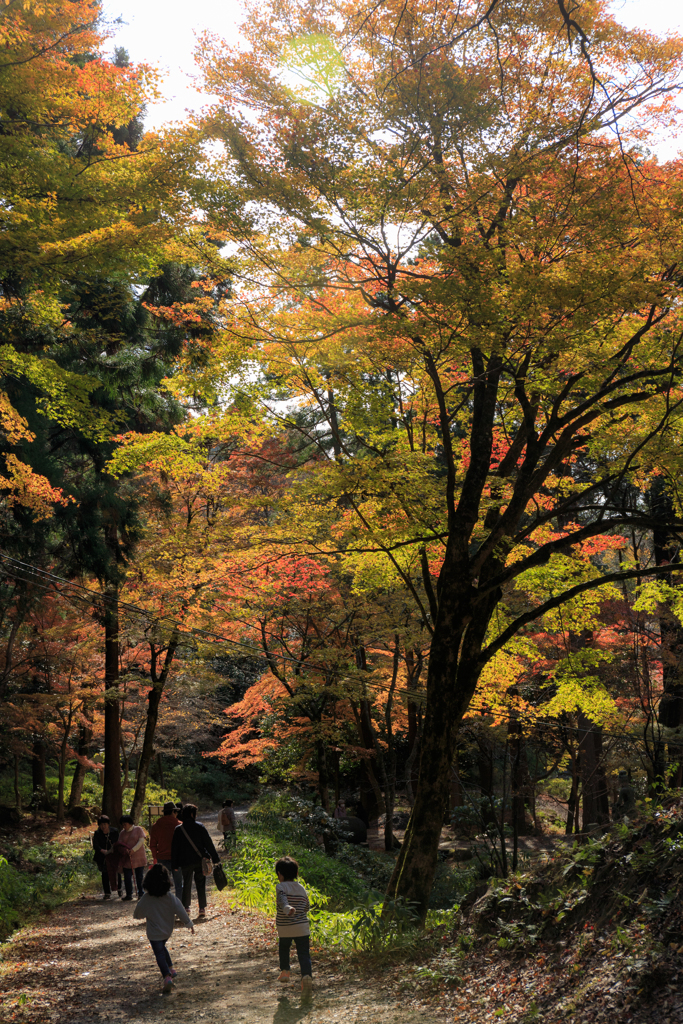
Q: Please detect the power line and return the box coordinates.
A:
[0,552,386,683]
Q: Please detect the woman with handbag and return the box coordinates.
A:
[171,803,220,919]
[117,814,148,901]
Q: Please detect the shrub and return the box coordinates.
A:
[0,840,98,940]
[165,763,256,806]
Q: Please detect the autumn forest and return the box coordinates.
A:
[2,0,683,1019]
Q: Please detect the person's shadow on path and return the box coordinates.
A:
[272,994,312,1023]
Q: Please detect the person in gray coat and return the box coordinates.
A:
[134,863,194,990]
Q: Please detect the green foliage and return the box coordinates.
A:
[0,767,103,811]
[164,763,257,805]
[226,811,368,910]
[544,778,572,802]
[0,345,113,440]
[249,790,300,818]
[122,779,180,813]
[0,841,97,940]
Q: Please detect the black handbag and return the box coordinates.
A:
[213,862,228,891]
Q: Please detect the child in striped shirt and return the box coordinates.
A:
[275,856,313,994]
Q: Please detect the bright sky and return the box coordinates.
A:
[102,0,683,132]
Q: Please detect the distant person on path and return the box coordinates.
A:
[171,803,220,919]
[333,799,346,819]
[218,799,236,850]
[150,802,183,899]
[133,863,194,992]
[91,815,121,900]
[275,856,313,996]
[117,815,148,901]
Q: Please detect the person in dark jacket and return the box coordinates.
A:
[171,803,220,919]
[92,815,121,899]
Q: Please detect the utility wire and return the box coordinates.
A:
[0,552,392,685]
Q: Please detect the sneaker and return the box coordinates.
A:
[120,895,133,902]
[169,969,177,978]
[163,975,174,990]
[301,976,313,996]
[103,894,111,901]
[278,971,290,983]
[197,909,206,919]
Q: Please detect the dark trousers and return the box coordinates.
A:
[149,939,173,977]
[181,862,206,910]
[100,868,122,895]
[279,935,312,977]
[160,859,183,900]
[123,865,145,898]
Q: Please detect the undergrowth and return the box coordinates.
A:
[0,840,98,940]
[222,807,473,955]
[465,806,683,952]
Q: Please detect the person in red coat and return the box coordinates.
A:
[150,802,183,899]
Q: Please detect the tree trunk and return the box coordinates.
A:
[578,712,609,831]
[157,751,165,788]
[651,485,683,785]
[565,747,579,836]
[385,584,494,921]
[385,710,452,920]
[121,737,130,791]
[353,646,384,822]
[131,639,178,823]
[14,753,22,813]
[508,718,528,837]
[102,587,123,822]
[32,736,47,809]
[359,755,383,822]
[377,639,400,851]
[56,725,70,822]
[68,720,93,809]
[476,737,497,826]
[316,737,330,811]
[405,708,421,806]
[404,649,424,806]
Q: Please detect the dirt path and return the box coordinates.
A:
[0,819,447,1024]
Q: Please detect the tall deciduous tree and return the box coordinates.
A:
[189,0,683,916]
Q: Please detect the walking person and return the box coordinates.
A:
[171,803,220,919]
[133,863,194,992]
[150,802,183,900]
[91,815,121,899]
[275,856,313,996]
[218,799,236,851]
[117,814,148,901]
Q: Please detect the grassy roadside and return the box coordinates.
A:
[219,795,477,960]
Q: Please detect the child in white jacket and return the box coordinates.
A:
[275,856,312,994]
[134,863,194,990]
